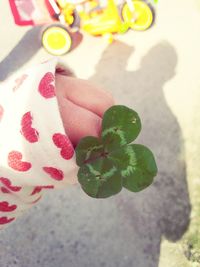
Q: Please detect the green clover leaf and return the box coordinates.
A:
[75,105,157,198]
[101,105,141,149]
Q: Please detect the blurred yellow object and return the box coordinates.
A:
[42,25,72,55]
[81,0,123,35]
[10,0,156,55]
[122,0,154,31]
[42,0,155,55]
[56,0,154,35]
[103,33,114,43]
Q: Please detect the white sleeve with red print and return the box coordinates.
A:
[0,59,78,229]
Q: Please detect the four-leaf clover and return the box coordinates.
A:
[75,105,157,198]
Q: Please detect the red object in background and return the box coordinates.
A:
[8,0,56,26]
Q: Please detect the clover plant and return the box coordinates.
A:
[75,105,157,198]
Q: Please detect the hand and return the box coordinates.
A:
[55,74,115,147]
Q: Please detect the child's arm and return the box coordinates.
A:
[0,59,114,229]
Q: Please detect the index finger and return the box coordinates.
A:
[55,75,115,118]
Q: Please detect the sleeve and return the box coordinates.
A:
[0,59,78,230]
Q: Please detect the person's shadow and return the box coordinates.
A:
[89,41,191,266]
[0,41,191,267]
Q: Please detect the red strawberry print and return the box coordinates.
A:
[31,186,42,195]
[0,201,17,212]
[43,167,64,181]
[13,74,28,91]
[0,105,4,121]
[8,151,32,172]
[52,133,74,160]
[38,72,55,98]
[0,217,15,225]
[31,185,54,195]
[0,177,22,193]
[21,112,39,143]
[1,187,10,193]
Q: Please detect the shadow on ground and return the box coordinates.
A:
[90,40,191,266]
[0,26,83,81]
[0,26,42,81]
[0,41,191,267]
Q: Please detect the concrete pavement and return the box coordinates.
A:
[0,0,200,266]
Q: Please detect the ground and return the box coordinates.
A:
[0,0,200,267]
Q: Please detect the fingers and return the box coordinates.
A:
[55,75,115,118]
[56,94,102,147]
[55,74,115,146]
